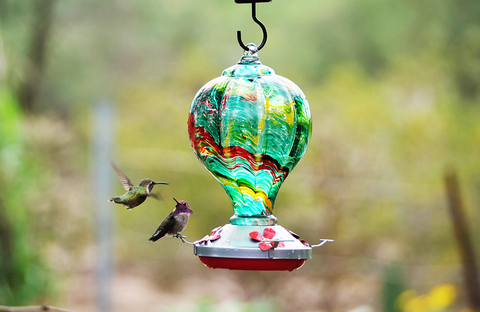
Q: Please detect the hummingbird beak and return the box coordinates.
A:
[154,182,169,185]
[173,198,179,204]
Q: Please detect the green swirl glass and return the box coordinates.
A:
[188,46,312,225]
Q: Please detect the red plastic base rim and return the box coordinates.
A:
[198,256,307,271]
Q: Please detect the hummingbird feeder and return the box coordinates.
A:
[187,0,332,271]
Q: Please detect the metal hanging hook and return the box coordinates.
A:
[237,2,268,52]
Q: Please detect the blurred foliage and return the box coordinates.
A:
[382,263,405,312]
[1,0,480,311]
[396,284,458,312]
[0,89,51,304]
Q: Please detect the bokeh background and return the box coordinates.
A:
[1,0,480,311]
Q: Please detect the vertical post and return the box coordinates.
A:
[444,167,480,310]
[16,0,57,111]
[92,100,115,312]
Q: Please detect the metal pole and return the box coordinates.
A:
[92,99,115,312]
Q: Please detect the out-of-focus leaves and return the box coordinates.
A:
[0,89,22,173]
[382,263,405,312]
[0,89,50,305]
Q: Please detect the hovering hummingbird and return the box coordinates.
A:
[149,198,193,241]
[108,161,169,209]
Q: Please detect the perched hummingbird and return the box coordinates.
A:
[149,198,193,241]
[108,161,169,209]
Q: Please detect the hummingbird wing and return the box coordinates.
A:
[110,161,133,191]
[149,212,175,242]
[149,192,163,200]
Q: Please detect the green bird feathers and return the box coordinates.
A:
[109,162,169,209]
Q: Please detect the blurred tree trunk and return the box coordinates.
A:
[444,167,480,310]
[16,0,56,112]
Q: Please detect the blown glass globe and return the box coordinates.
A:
[188,45,312,225]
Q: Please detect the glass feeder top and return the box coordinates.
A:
[222,48,274,77]
[188,45,312,225]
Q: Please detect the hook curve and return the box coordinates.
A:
[237,3,268,52]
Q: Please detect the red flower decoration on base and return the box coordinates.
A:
[249,228,285,251]
[287,228,311,246]
[194,226,223,245]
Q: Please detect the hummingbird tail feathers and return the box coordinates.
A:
[149,236,159,242]
[109,197,122,204]
[149,230,166,242]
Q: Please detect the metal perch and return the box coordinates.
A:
[175,235,195,245]
[311,239,335,248]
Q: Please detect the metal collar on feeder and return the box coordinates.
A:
[235,0,270,52]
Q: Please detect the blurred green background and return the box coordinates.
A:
[1,0,480,311]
